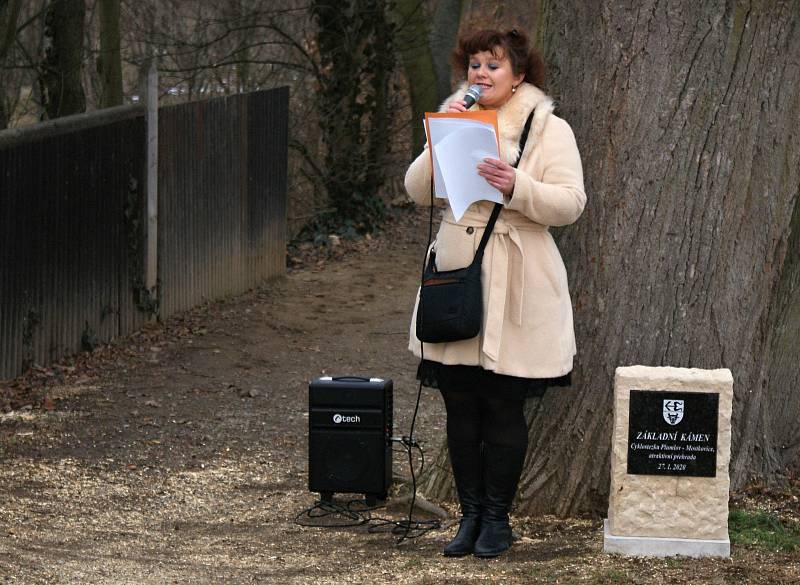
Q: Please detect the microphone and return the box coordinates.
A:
[462,84,482,109]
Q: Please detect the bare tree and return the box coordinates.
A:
[0,0,23,127]
[42,0,86,118]
[310,0,397,233]
[3,0,420,234]
[392,0,439,154]
[0,0,22,67]
[428,0,463,101]
[97,0,122,107]
[421,0,800,516]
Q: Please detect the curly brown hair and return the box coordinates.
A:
[451,28,545,89]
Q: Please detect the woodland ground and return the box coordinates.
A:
[1,207,798,584]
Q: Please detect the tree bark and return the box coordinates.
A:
[0,0,23,128]
[98,0,122,108]
[765,196,800,475]
[392,0,440,154]
[42,0,86,119]
[420,0,800,516]
[429,0,463,103]
[0,0,22,61]
[311,0,396,232]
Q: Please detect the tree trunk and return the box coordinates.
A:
[763,198,800,476]
[311,0,396,233]
[420,1,800,516]
[0,0,23,128]
[42,0,86,119]
[0,0,22,61]
[98,0,122,108]
[392,0,440,154]
[429,0,463,103]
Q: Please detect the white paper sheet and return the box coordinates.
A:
[426,118,503,221]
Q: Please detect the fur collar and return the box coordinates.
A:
[439,81,554,164]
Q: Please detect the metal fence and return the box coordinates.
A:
[158,90,287,316]
[0,88,288,380]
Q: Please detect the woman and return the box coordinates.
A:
[405,28,586,558]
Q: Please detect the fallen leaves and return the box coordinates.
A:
[1,208,798,584]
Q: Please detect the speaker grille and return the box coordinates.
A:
[309,430,385,494]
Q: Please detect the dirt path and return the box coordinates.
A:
[1,208,798,584]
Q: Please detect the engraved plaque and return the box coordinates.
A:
[627,390,719,477]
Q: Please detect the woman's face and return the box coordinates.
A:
[467,49,524,109]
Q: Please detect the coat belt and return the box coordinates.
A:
[443,213,547,361]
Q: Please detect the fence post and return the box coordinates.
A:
[145,61,158,297]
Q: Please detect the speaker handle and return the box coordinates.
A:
[331,376,371,382]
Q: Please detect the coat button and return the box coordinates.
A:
[466,227,474,234]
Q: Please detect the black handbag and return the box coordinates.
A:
[416,204,502,342]
[415,109,535,344]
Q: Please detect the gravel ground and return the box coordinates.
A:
[1,208,798,584]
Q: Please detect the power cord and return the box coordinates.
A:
[390,171,440,543]
[390,181,439,543]
[294,433,440,540]
[393,384,440,543]
[296,177,442,543]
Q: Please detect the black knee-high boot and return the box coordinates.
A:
[442,438,484,556]
[473,442,526,558]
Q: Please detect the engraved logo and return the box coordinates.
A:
[663,400,684,426]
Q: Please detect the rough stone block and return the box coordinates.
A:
[606,365,733,547]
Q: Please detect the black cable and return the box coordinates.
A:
[295,168,442,543]
[294,498,371,528]
[392,172,439,543]
[395,385,427,544]
[294,436,440,539]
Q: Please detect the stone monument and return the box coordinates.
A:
[603,365,733,557]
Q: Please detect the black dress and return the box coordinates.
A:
[417,358,571,400]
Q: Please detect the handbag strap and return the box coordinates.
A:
[472,108,536,263]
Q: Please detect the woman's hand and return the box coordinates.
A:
[477,157,516,195]
[446,100,468,113]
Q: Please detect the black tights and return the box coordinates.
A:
[440,387,529,448]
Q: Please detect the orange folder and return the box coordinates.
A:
[425,110,500,197]
[423,110,501,191]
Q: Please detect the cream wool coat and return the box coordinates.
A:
[406,82,586,379]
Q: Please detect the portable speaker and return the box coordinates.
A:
[308,376,393,503]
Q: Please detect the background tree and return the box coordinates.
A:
[421,0,800,515]
[0,0,23,128]
[42,0,86,118]
[0,0,426,237]
[392,0,440,154]
[97,0,122,108]
[428,0,463,102]
[0,0,21,61]
[310,0,396,233]
[391,0,466,154]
